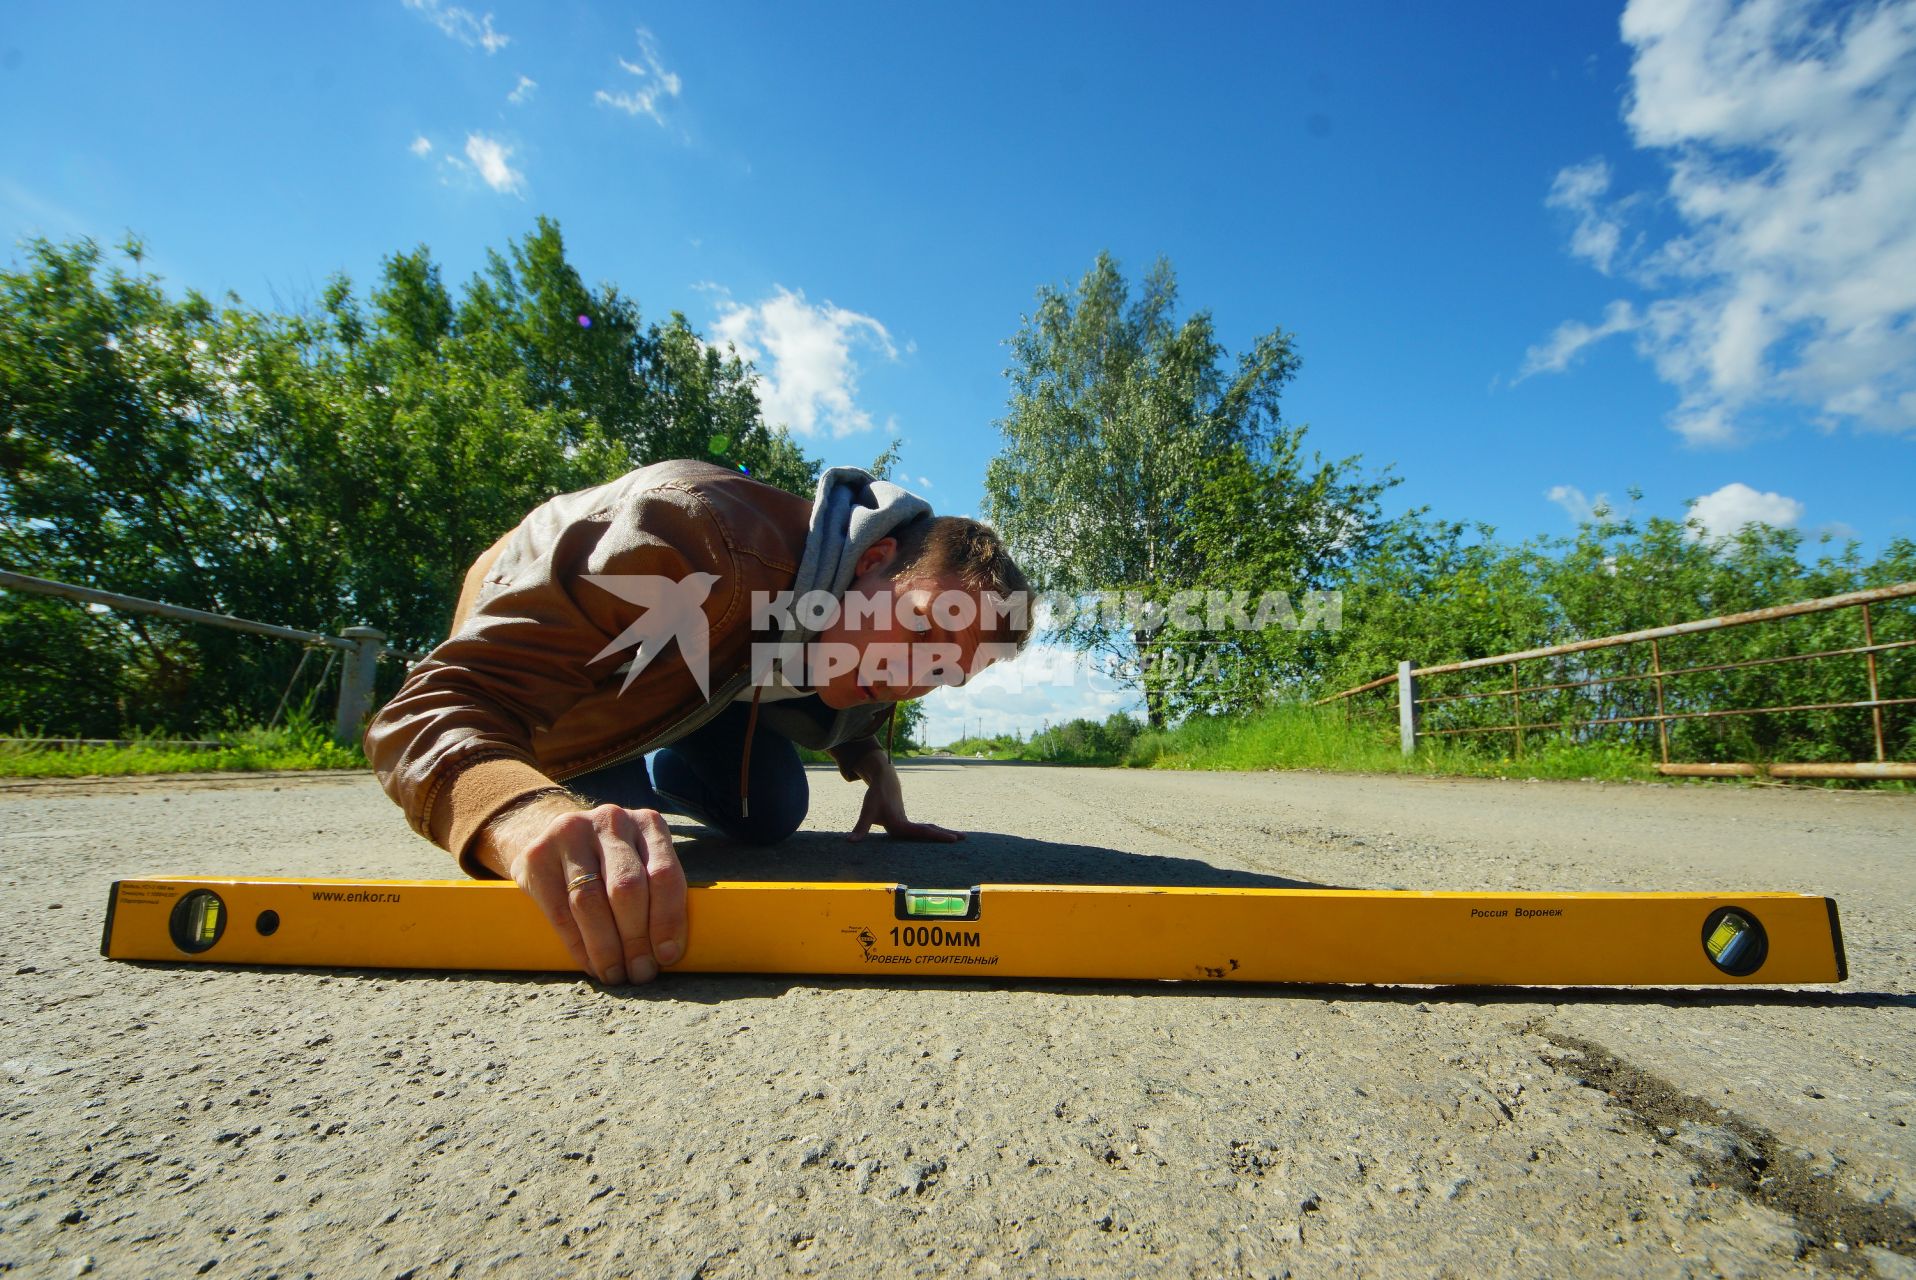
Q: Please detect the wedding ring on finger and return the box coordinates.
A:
[566,871,602,893]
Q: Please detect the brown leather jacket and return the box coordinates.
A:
[364,460,889,876]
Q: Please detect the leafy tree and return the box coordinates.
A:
[454,217,649,454]
[644,311,817,494]
[0,594,130,737]
[1151,438,1396,717]
[890,696,926,751]
[1021,711,1142,764]
[1,223,823,737]
[451,219,817,495]
[865,436,902,481]
[985,252,1369,726]
[0,234,346,730]
[1317,509,1914,767]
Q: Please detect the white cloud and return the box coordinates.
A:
[463,133,524,195]
[508,75,536,105]
[1518,299,1639,379]
[402,0,508,53]
[711,287,897,437]
[409,135,433,157]
[916,475,934,489]
[1533,0,1916,444]
[1546,158,1628,274]
[1686,482,1805,540]
[916,642,1140,745]
[595,28,681,125]
[1545,484,1611,524]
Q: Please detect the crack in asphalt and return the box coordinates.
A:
[1532,1024,1915,1273]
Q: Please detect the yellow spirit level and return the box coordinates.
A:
[101,878,1846,986]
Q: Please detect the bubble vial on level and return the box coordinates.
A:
[905,891,971,918]
[193,897,220,943]
[167,888,227,955]
[1701,907,1767,976]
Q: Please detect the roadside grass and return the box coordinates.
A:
[10,705,1892,789]
[939,703,1907,788]
[940,704,1657,782]
[0,718,366,778]
[1129,705,1655,781]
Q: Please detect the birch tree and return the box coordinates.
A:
[983,253,1303,727]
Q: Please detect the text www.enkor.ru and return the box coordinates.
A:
[310,890,402,903]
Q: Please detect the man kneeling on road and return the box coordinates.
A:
[364,460,1031,986]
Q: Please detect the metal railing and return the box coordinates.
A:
[1316,581,1916,780]
[0,569,424,744]
[0,736,225,749]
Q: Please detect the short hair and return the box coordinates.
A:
[888,515,1034,651]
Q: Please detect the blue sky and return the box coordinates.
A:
[4,1,1913,740]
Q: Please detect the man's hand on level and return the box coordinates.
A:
[847,753,962,843]
[476,795,687,985]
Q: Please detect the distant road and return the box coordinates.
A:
[3,764,1910,1277]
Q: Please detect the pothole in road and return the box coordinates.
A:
[1532,1025,1914,1274]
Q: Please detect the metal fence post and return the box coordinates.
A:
[1862,603,1886,762]
[1398,660,1419,756]
[334,626,386,744]
[1509,660,1523,759]
[1650,638,1670,765]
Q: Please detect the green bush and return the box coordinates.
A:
[0,708,363,777]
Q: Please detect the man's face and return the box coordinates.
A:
[810,568,1003,711]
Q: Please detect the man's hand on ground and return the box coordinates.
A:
[475,795,687,985]
[847,753,963,843]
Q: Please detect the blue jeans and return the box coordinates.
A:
[564,701,810,845]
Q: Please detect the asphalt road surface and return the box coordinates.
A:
[3,763,1912,1279]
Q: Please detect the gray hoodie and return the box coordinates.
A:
[748,466,932,770]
